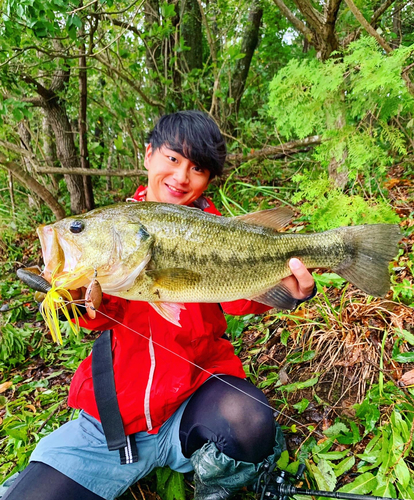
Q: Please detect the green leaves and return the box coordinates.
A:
[307,458,337,492]
[292,398,309,414]
[268,37,414,204]
[66,14,83,40]
[291,170,400,232]
[155,468,186,500]
[354,400,381,434]
[337,472,377,495]
[277,375,319,393]
[160,2,176,19]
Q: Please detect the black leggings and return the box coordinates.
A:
[3,376,275,499]
[2,462,104,500]
[179,375,276,464]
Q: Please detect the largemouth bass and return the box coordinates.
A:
[36,202,400,324]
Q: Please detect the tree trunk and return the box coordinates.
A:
[145,0,161,73]
[391,2,401,49]
[229,1,263,115]
[45,99,86,214]
[42,114,60,192]
[272,0,341,61]
[168,1,183,110]
[180,0,203,72]
[327,108,348,188]
[21,55,88,214]
[79,38,95,210]
[17,120,42,208]
[18,121,34,173]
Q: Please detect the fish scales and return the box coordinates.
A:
[35,202,401,320]
[115,205,347,303]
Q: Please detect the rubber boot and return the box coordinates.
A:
[190,426,285,500]
[0,473,19,498]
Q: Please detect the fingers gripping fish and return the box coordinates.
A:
[21,202,401,330]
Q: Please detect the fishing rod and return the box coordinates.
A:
[255,462,405,500]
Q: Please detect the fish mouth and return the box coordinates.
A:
[37,225,91,289]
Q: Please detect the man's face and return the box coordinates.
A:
[144,144,211,205]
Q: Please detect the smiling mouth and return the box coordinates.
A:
[166,184,187,194]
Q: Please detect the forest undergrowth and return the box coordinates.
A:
[0,165,413,500]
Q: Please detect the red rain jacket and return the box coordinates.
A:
[68,188,270,436]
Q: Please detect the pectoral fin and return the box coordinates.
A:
[252,282,298,310]
[146,268,202,290]
[150,302,186,327]
[235,207,293,231]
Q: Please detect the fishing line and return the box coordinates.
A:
[63,300,313,431]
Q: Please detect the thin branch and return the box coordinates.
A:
[35,167,147,177]
[195,0,217,64]
[226,135,322,163]
[272,0,313,38]
[343,0,393,53]
[0,139,36,157]
[91,0,145,57]
[110,17,141,36]
[371,0,397,24]
[403,61,414,74]
[0,155,66,220]
[35,137,323,177]
[342,0,399,47]
[20,74,54,100]
[344,0,414,96]
[196,0,219,117]
[68,0,98,14]
[93,54,164,108]
[89,0,142,15]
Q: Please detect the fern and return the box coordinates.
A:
[292,170,400,232]
[379,121,407,155]
[267,37,413,229]
[268,37,414,188]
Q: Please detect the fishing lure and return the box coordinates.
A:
[38,269,84,344]
[17,267,88,344]
[84,278,103,319]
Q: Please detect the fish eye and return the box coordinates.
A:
[69,220,85,234]
[138,227,150,241]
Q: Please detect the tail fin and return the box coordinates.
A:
[334,224,401,297]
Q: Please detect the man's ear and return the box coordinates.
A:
[144,144,152,170]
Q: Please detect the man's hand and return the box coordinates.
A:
[282,258,315,300]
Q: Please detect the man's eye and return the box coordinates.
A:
[194,166,205,173]
[168,156,177,162]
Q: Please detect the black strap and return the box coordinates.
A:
[92,330,138,464]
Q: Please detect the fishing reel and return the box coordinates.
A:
[255,462,401,500]
[255,461,306,500]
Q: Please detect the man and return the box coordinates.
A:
[3,111,315,500]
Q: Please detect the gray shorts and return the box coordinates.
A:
[30,401,192,500]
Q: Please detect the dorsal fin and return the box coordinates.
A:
[235,206,294,231]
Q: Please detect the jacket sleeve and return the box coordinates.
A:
[221,283,318,316]
[220,299,271,316]
[75,294,128,332]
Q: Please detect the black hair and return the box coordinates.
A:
[147,110,226,178]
